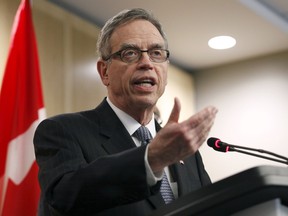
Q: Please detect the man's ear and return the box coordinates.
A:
[97,59,109,86]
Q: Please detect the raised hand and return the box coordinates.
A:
[148,97,218,173]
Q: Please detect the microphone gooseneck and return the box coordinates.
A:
[207,137,288,165]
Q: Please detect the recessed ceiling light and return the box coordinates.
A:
[208,36,236,50]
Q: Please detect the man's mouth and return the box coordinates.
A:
[134,78,156,87]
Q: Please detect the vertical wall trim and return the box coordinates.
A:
[63,23,73,113]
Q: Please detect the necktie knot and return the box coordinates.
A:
[133,126,152,146]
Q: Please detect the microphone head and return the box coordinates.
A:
[207,137,220,147]
[207,137,229,152]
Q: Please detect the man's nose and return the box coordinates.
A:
[139,51,152,63]
[137,52,153,69]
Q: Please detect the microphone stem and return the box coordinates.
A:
[228,144,288,161]
[230,147,288,165]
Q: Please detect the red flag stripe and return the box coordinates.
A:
[0,0,45,215]
[0,0,44,176]
[2,163,40,216]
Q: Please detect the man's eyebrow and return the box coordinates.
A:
[150,43,165,49]
[119,43,166,50]
[119,43,139,50]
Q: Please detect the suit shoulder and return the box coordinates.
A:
[48,108,96,122]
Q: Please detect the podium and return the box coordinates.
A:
[150,165,288,216]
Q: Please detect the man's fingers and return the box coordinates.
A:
[180,106,217,145]
[190,106,218,145]
[166,97,181,124]
[188,106,218,128]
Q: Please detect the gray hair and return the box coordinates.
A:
[97,8,168,60]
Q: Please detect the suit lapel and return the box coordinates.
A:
[92,99,137,154]
[101,125,136,155]
[170,162,187,197]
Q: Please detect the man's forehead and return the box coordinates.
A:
[110,20,165,50]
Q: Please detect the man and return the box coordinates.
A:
[34,8,218,216]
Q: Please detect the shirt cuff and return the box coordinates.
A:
[144,145,163,186]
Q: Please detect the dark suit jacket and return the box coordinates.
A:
[33,99,211,216]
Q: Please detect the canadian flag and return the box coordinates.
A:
[0,0,45,215]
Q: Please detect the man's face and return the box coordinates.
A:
[98,20,168,112]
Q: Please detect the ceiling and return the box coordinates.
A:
[48,0,288,71]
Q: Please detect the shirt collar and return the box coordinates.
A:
[106,97,156,138]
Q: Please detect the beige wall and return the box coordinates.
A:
[0,0,195,121]
[157,64,195,124]
[195,50,288,182]
[0,0,19,88]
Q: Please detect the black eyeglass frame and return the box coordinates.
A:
[104,48,170,63]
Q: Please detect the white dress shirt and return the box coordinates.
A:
[106,98,178,198]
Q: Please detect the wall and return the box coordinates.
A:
[0,0,195,122]
[195,51,288,182]
[33,0,104,116]
[157,64,196,124]
[0,0,19,88]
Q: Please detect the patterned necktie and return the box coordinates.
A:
[133,126,175,204]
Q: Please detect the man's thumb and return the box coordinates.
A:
[167,97,181,124]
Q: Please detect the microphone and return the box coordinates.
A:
[207,137,288,165]
[207,137,230,152]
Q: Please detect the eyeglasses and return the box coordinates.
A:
[104,47,170,63]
